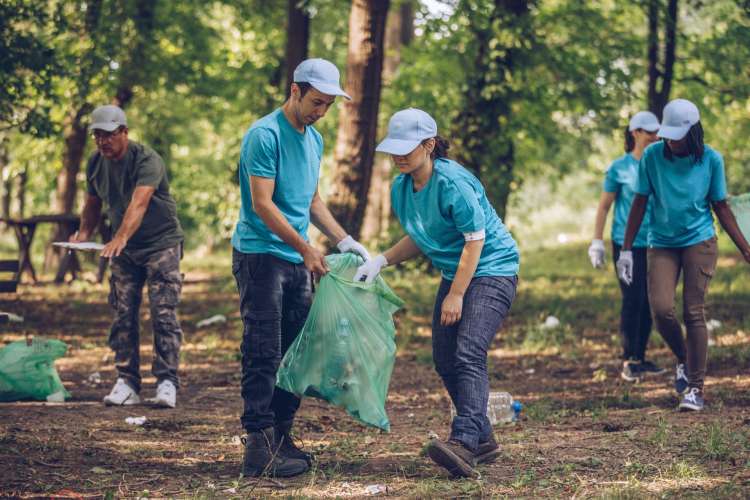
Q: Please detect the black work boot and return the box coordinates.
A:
[475,433,501,464]
[427,439,479,478]
[242,427,309,478]
[276,420,313,465]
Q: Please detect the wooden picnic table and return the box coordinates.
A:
[0,214,110,284]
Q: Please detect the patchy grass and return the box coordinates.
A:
[1,237,749,497]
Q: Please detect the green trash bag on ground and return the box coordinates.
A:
[276,253,404,431]
[730,193,750,240]
[0,337,70,402]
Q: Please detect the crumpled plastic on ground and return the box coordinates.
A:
[0,337,70,402]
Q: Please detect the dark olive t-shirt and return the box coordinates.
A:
[86,141,183,259]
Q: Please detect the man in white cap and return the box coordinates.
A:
[72,104,184,409]
[231,58,370,478]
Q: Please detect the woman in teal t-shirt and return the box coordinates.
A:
[588,111,663,382]
[617,99,750,412]
[354,109,519,478]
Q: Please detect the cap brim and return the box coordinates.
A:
[89,122,121,132]
[309,81,352,100]
[657,125,689,141]
[375,138,421,155]
[642,124,660,132]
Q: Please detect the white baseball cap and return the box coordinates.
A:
[293,58,351,100]
[657,99,700,141]
[89,104,127,132]
[376,108,438,155]
[628,111,660,132]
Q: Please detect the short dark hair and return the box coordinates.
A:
[422,135,450,160]
[293,82,313,98]
[663,122,704,163]
[624,126,635,153]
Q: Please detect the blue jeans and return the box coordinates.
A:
[432,275,518,451]
[232,249,312,432]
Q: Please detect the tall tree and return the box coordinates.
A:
[327,0,390,241]
[452,0,532,219]
[361,0,413,243]
[284,0,310,96]
[647,0,678,118]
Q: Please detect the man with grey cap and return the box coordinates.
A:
[231,58,370,478]
[72,104,184,409]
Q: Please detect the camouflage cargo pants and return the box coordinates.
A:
[108,244,183,391]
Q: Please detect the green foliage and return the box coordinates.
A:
[2,0,750,249]
[0,0,61,136]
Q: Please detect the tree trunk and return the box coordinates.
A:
[452,0,530,220]
[361,0,413,243]
[113,0,157,109]
[284,0,311,97]
[647,0,678,119]
[0,135,10,223]
[327,0,389,243]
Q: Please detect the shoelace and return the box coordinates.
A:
[684,388,700,404]
[676,364,687,380]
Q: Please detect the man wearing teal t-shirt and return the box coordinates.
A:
[232,58,371,478]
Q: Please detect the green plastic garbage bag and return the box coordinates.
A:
[0,337,70,402]
[276,253,404,431]
[730,193,750,240]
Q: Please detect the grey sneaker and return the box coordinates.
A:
[674,363,689,395]
[679,387,704,411]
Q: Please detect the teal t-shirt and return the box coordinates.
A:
[635,142,727,248]
[231,108,323,263]
[603,153,650,248]
[390,158,520,280]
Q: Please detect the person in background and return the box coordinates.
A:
[354,108,519,478]
[232,58,371,478]
[73,104,185,409]
[588,111,664,382]
[617,98,750,411]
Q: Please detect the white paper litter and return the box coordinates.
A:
[53,241,105,252]
[6,313,24,323]
[541,315,560,329]
[196,314,227,328]
[364,484,387,495]
[125,416,147,426]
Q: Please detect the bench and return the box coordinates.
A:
[0,259,19,324]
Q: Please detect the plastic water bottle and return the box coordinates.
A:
[327,318,352,388]
[487,392,522,424]
[449,391,522,425]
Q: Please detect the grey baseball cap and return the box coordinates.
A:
[293,58,351,100]
[90,105,127,132]
[376,108,438,155]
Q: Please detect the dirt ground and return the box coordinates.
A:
[1,261,749,499]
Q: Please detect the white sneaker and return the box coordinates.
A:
[103,378,141,406]
[148,380,177,408]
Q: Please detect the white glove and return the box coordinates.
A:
[588,239,606,269]
[353,254,388,284]
[337,235,371,262]
[616,250,633,285]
